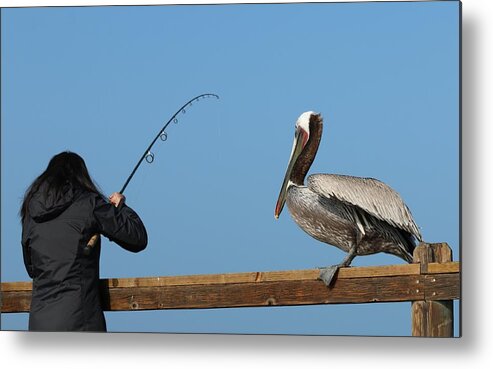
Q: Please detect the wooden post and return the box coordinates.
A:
[412,242,454,337]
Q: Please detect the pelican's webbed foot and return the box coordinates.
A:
[318,248,357,287]
[318,265,340,287]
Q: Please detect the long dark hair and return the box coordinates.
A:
[20,151,103,222]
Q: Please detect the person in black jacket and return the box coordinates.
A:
[20,151,148,332]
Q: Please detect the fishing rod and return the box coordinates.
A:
[119,93,219,194]
[83,93,220,255]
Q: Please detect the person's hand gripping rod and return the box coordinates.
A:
[83,193,125,255]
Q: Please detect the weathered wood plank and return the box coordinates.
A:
[1,281,33,292]
[2,271,460,313]
[424,273,460,301]
[1,291,31,313]
[1,262,458,292]
[102,264,421,288]
[426,262,460,275]
[1,275,426,313]
[99,275,424,311]
[1,258,460,314]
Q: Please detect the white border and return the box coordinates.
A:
[2,0,491,368]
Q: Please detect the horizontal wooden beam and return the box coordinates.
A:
[1,262,460,313]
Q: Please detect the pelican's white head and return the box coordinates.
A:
[296,111,315,136]
[275,111,322,219]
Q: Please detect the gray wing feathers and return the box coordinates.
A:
[307,174,422,241]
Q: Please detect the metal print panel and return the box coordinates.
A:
[1,0,461,336]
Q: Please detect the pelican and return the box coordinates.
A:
[275,111,422,287]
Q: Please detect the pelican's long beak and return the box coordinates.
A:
[275,126,308,219]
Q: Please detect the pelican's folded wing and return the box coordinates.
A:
[307,174,422,241]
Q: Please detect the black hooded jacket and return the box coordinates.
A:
[21,184,147,332]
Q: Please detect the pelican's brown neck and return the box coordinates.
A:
[290,115,323,186]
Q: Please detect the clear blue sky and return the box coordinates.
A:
[1,1,460,336]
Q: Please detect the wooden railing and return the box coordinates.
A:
[0,243,460,336]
